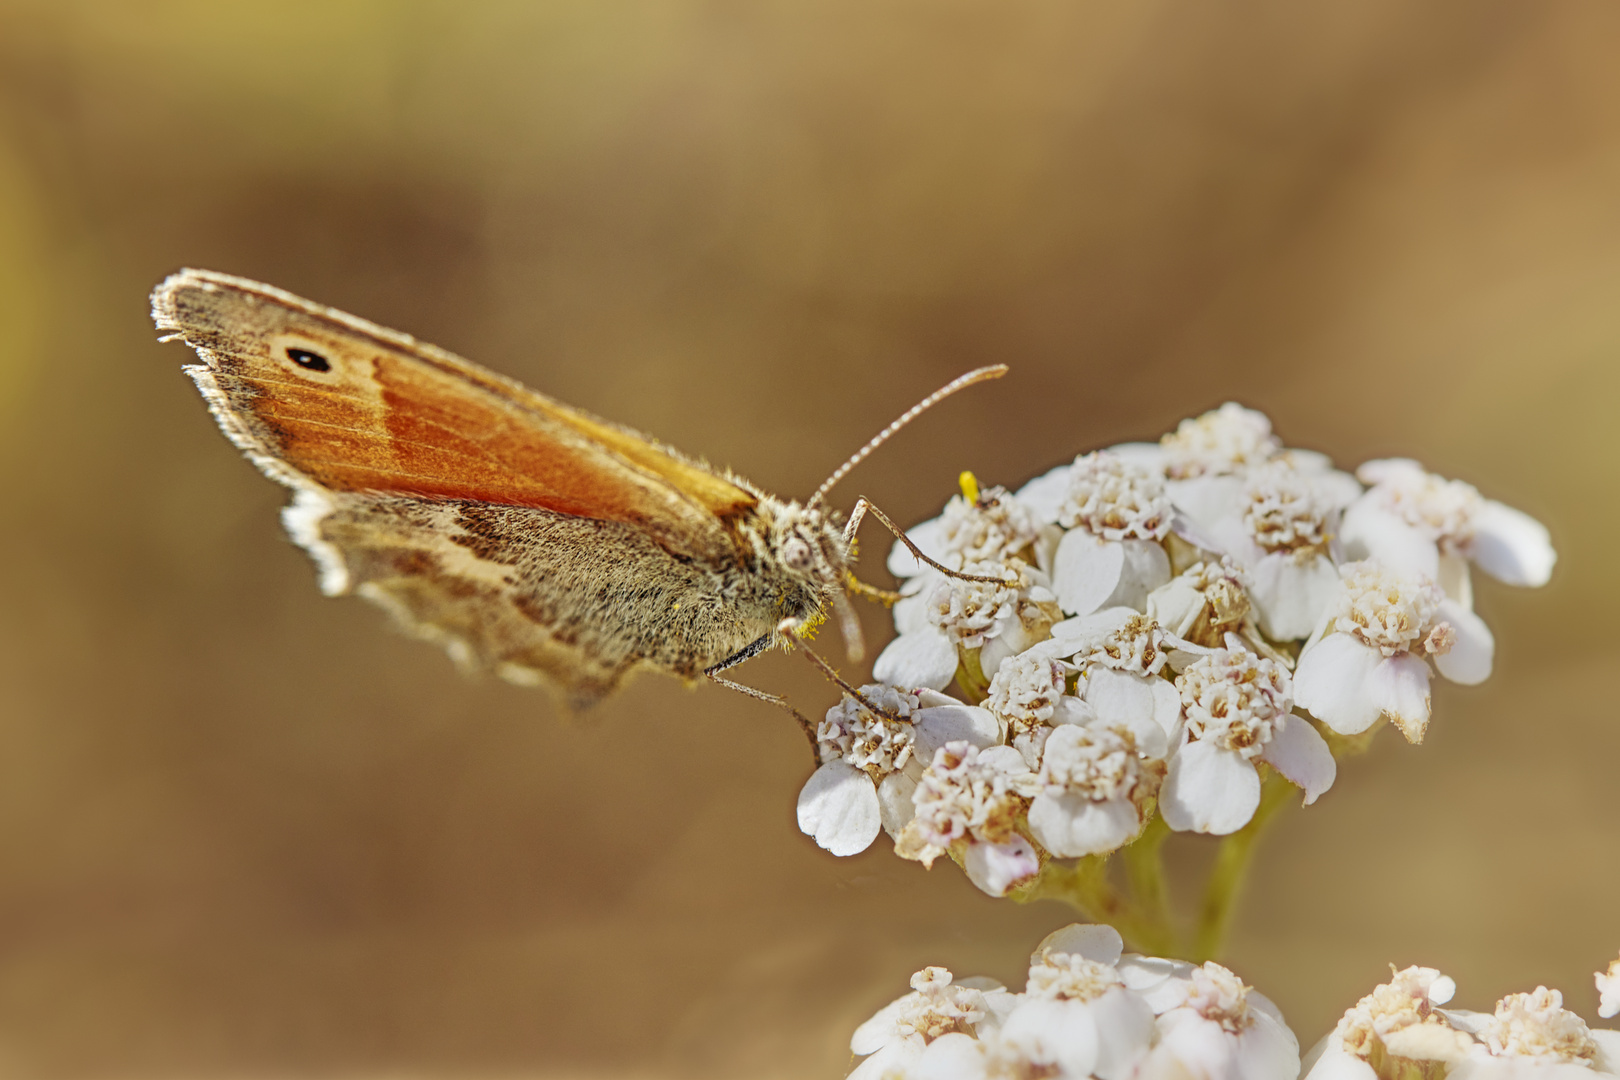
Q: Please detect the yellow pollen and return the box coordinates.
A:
[959,470,981,505]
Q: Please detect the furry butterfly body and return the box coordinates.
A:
[153,270,849,708]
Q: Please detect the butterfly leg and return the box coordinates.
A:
[706,633,774,675]
[777,618,898,719]
[843,497,1008,584]
[844,572,902,606]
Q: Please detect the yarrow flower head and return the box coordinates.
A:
[885,481,1047,581]
[846,924,1301,1080]
[896,741,1042,897]
[1028,724,1163,858]
[982,648,1093,768]
[928,561,1024,651]
[1342,457,1556,601]
[1051,452,1174,617]
[797,686,1001,857]
[1294,560,1494,744]
[1147,558,1264,651]
[1060,450,1175,542]
[933,484,1045,568]
[1048,610,1182,758]
[1160,402,1282,479]
[1304,960,1620,1079]
[1161,649,1334,835]
[1599,954,1620,1020]
[1483,987,1598,1066]
[847,965,1013,1080]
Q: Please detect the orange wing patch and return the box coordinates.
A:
[153,270,756,562]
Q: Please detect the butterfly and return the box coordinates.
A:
[151,270,1003,715]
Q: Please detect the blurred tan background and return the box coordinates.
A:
[0,1,1615,1076]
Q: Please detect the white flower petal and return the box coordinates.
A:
[877,771,918,839]
[1438,552,1473,609]
[1050,695,1097,727]
[1259,713,1336,805]
[1033,923,1125,966]
[1109,440,1168,470]
[887,516,948,578]
[1598,965,1620,1021]
[1079,672,1173,758]
[1089,987,1158,1080]
[979,631,1019,681]
[1294,458,1364,509]
[1109,538,1172,611]
[1053,529,1126,616]
[1592,1030,1620,1073]
[914,705,1003,759]
[1247,990,1292,1033]
[849,1034,926,1077]
[1370,653,1432,744]
[1147,575,1206,638]
[797,761,882,856]
[1301,1044,1378,1080]
[998,997,1101,1078]
[1248,551,1342,641]
[873,628,959,691]
[1293,633,1385,735]
[1234,1011,1303,1080]
[894,574,944,633]
[1084,667,1156,728]
[963,835,1040,897]
[1116,954,1197,1012]
[977,745,1033,774]
[1167,475,1244,536]
[1472,499,1555,587]
[1149,1010,1241,1079]
[1160,741,1261,835]
[911,1032,986,1080]
[851,998,914,1055]
[1340,500,1440,581]
[1015,463,1074,524]
[1028,792,1141,858]
[1151,677,1184,748]
[1433,599,1494,685]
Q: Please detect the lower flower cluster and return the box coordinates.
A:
[1304,957,1620,1079]
[846,931,1620,1080]
[847,923,1299,1080]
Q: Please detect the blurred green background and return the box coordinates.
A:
[0,1,1615,1076]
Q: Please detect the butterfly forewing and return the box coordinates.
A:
[153,269,756,562]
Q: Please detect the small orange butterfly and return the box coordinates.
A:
[152,270,1002,714]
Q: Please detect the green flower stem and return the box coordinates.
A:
[1019,855,1170,953]
[1119,814,1177,955]
[1016,823,1182,956]
[955,648,991,702]
[1190,769,1297,962]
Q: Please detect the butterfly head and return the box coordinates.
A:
[767,499,851,597]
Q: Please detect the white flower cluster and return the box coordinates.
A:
[846,922,1299,1080]
[800,404,1554,891]
[1304,957,1620,1079]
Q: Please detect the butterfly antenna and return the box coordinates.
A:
[808,365,1008,507]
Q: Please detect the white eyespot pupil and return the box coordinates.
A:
[784,537,813,571]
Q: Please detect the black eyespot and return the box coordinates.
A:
[286,347,331,372]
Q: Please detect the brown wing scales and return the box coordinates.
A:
[152,269,756,562]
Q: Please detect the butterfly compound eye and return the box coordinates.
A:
[285,346,331,373]
[783,537,814,572]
